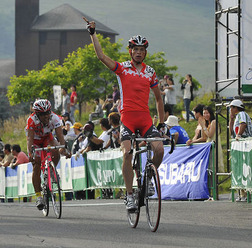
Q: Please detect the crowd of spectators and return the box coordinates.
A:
[0,143,28,169]
[2,76,251,203]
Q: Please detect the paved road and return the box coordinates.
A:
[0,198,251,248]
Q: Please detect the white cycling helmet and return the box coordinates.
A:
[128,35,149,49]
[33,99,52,113]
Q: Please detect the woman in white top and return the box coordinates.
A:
[162,75,176,115]
[181,74,195,122]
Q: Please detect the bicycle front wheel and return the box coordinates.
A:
[49,163,62,219]
[145,164,161,232]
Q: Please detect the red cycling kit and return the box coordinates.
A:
[26,112,62,152]
[112,60,160,139]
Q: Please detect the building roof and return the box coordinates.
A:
[0,59,15,88]
[31,4,118,35]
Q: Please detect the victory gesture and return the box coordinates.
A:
[83,17,95,35]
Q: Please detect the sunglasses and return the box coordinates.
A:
[37,111,51,116]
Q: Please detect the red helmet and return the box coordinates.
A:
[128,35,149,49]
[33,99,52,113]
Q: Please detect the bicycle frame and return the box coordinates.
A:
[32,145,66,219]
[33,145,65,191]
[40,150,55,192]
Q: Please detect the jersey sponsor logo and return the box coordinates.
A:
[145,65,155,75]
[120,126,130,137]
[122,61,132,68]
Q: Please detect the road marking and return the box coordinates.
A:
[63,202,124,207]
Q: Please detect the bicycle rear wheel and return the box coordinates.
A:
[49,163,62,219]
[127,170,140,228]
[145,164,161,232]
[42,186,49,217]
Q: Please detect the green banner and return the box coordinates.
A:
[86,149,124,188]
[231,139,252,190]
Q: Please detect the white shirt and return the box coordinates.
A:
[64,121,76,140]
[164,85,176,105]
[183,82,191,99]
[98,131,110,148]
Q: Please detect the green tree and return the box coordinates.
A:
[7,60,65,105]
[7,34,178,110]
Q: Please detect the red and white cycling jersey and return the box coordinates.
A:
[112,60,158,113]
[26,112,62,142]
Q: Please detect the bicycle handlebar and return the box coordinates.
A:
[31,144,69,159]
[134,137,167,143]
[33,145,66,152]
[129,133,175,155]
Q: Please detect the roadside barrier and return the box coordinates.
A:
[230,138,252,203]
[0,143,216,201]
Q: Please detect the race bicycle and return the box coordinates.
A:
[127,132,174,232]
[31,144,67,219]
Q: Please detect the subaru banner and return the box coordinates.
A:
[141,143,211,200]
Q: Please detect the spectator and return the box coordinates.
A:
[105,112,121,149]
[102,94,114,117]
[79,122,103,154]
[71,122,85,155]
[165,115,189,145]
[229,99,252,202]
[198,106,224,173]
[153,104,172,145]
[87,118,111,149]
[70,85,78,123]
[76,122,102,200]
[112,84,120,104]
[10,144,29,169]
[0,144,14,168]
[62,112,76,141]
[89,98,103,121]
[186,104,207,145]
[62,88,70,115]
[181,74,195,122]
[161,76,176,114]
[61,112,76,151]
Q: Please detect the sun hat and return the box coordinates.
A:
[165,115,179,127]
[228,99,244,109]
[71,122,83,129]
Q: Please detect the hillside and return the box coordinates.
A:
[0,0,214,93]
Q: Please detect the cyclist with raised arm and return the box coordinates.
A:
[26,99,68,210]
[85,19,165,212]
